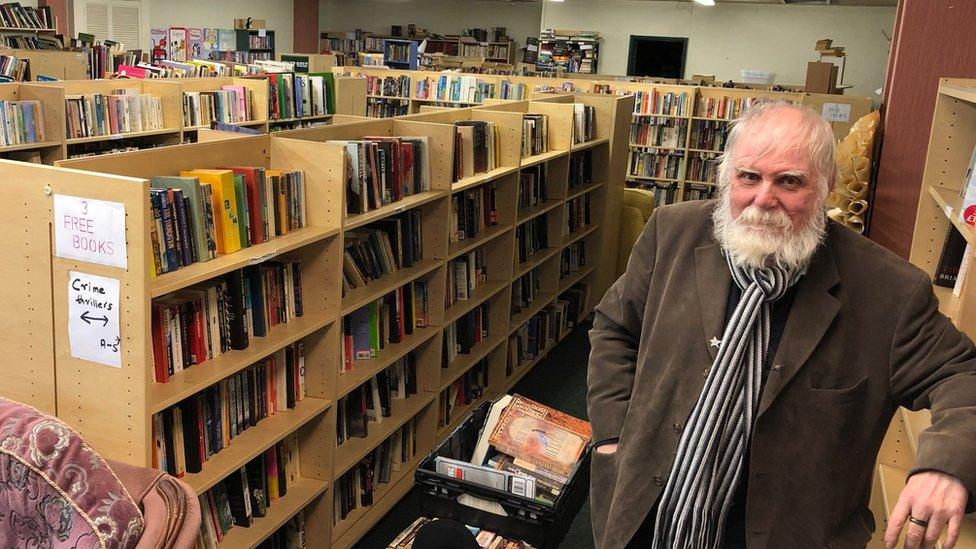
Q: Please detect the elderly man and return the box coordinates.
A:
[587,101,975,548]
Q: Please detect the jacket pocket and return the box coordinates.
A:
[808,376,869,404]
[590,448,619,547]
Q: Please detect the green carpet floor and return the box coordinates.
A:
[353,320,595,549]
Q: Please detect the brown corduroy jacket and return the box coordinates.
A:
[587,200,976,548]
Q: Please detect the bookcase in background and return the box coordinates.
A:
[876,78,976,546]
[383,39,419,70]
[235,29,276,61]
[0,82,64,163]
[178,76,270,141]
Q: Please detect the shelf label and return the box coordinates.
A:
[67,271,121,368]
[822,103,852,123]
[54,194,128,269]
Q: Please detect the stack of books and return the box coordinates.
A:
[266,72,329,120]
[509,304,564,368]
[499,80,527,100]
[521,114,548,157]
[518,164,548,210]
[366,74,410,97]
[389,517,539,549]
[565,194,591,234]
[516,215,549,263]
[0,54,30,81]
[182,86,254,127]
[569,150,592,190]
[415,75,495,104]
[450,182,498,243]
[446,249,488,308]
[511,268,542,315]
[0,2,54,29]
[0,99,45,145]
[64,89,164,138]
[333,137,431,215]
[631,116,688,148]
[443,303,490,365]
[572,103,595,144]
[627,149,684,180]
[342,210,423,292]
[634,90,688,116]
[340,280,430,369]
[689,120,730,151]
[453,120,499,181]
[561,241,587,278]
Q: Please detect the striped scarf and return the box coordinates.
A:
[651,252,803,549]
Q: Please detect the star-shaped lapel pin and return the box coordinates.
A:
[709,337,721,348]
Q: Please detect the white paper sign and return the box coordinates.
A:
[54,194,128,268]
[822,103,852,123]
[67,271,121,368]
[258,29,266,37]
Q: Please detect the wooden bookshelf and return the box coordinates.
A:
[0,82,65,163]
[178,76,270,139]
[880,77,976,545]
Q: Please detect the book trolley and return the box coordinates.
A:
[0,91,632,548]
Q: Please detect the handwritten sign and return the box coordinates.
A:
[54,194,128,269]
[822,103,852,123]
[67,271,121,368]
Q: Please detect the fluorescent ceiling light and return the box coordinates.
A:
[694,0,716,5]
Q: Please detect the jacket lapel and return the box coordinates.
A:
[758,239,841,417]
[695,243,731,362]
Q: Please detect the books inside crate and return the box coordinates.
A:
[0,98,45,145]
[149,168,307,277]
[443,302,491,365]
[341,280,431,369]
[183,86,254,127]
[446,249,488,308]
[65,89,164,139]
[453,120,500,181]
[195,437,302,548]
[342,209,423,293]
[389,517,539,549]
[151,261,305,383]
[521,114,548,158]
[451,181,499,243]
[152,342,306,474]
[439,358,488,429]
[335,137,431,215]
[335,417,419,523]
[337,353,419,443]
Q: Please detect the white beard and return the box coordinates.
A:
[711,190,827,272]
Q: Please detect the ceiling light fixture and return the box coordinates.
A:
[694,0,716,5]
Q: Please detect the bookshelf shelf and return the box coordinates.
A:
[0,140,62,153]
[516,198,563,224]
[629,143,685,151]
[688,147,723,154]
[559,265,596,294]
[520,149,567,168]
[439,332,507,392]
[633,113,685,119]
[563,223,600,248]
[452,166,519,193]
[510,293,555,328]
[344,190,447,230]
[692,116,733,122]
[413,97,482,106]
[566,181,604,201]
[627,174,682,183]
[334,392,435,476]
[685,180,717,186]
[934,84,976,104]
[934,285,962,320]
[340,258,442,315]
[270,114,334,124]
[571,137,609,151]
[182,397,332,493]
[220,476,330,548]
[366,94,410,100]
[65,127,181,145]
[447,225,512,260]
[150,227,341,297]
[148,314,335,414]
[927,186,974,246]
[337,328,440,398]
[444,279,510,326]
[0,27,57,32]
[514,247,559,279]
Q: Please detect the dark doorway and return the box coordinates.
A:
[627,36,688,78]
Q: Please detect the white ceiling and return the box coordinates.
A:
[525,0,899,5]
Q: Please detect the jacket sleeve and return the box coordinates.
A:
[890,270,976,509]
[587,208,659,444]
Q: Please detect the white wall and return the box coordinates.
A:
[540,1,895,100]
[146,0,294,54]
[320,0,543,46]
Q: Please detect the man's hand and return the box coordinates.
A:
[884,471,968,549]
[595,443,618,455]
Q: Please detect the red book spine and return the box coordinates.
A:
[192,300,206,365]
[151,304,169,383]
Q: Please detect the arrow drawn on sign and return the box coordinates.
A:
[81,311,109,326]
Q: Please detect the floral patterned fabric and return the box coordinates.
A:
[0,398,144,548]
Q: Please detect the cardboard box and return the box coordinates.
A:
[234,18,266,30]
[806,61,838,94]
[815,39,833,50]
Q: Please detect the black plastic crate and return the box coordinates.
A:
[415,400,590,549]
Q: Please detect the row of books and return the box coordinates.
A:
[511,268,543,316]
[630,117,688,148]
[634,90,689,116]
[334,418,419,523]
[64,90,164,139]
[572,103,596,144]
[446,249,489,309]
[696,96,762,120]
[689,120,730,151]
[183,87,254,127]
[453,120,500,181]
[450,181,498,244]
[521,113,549,158]
[366,74,410,98]
[687,152,719,183]
[342,210,423,292]
[248,34,274,50]
[518,164,549,211]
[1,32,60,50]
[444,302,491,365]
[196,439,297,547]
[561,240,587,278]
[151,263,304,382]
[266,73,329,120]
[341,280,430,369]
[0,2,53,29]
[684,183,717,201]
[415,75,495,104]
[0,99,44,145]
[0,54,29,82]
[516,215,549,264]
[366,97,409,118]
[385,42,413,63]
[508,286,588,369]
[499,80,527,100]
[569,150,592,190]
[627,180,679,207]
[438,358,488,430]
[334,136,431,215]
[337,356,419,443]
[151,344,305,475]
[628,149,685,180]
[251,515,305,549]
[390,517,539,549]
[565,194,592,235]
[216,50,272,64]
[149,168,306,276]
